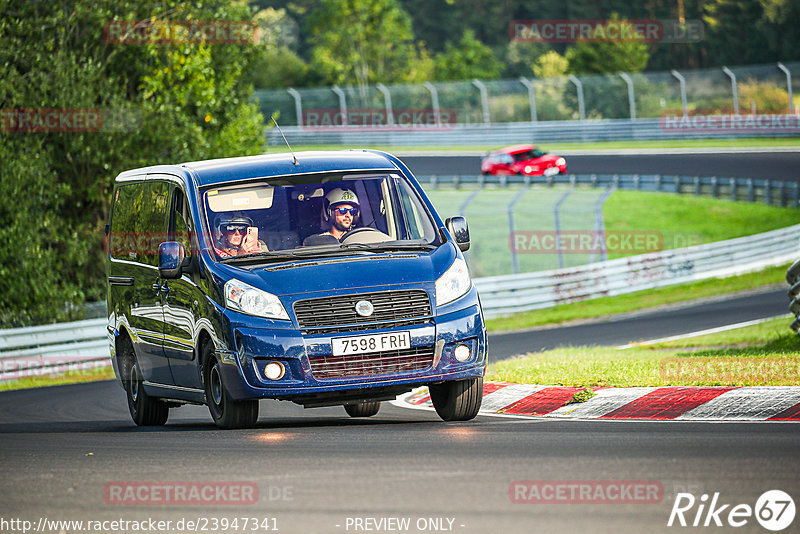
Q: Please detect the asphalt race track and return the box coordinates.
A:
[401,151,800,181]
[1,378,799,534]
[490,287,788,361]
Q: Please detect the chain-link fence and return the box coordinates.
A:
[254,61,799,128]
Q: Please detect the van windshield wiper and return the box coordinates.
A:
[218,247,368,264]
[339,242,437,252]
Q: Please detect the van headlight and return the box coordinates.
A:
[224,279,289,320]
[435,257,471,307]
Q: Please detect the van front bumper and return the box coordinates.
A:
[219,302,487,402]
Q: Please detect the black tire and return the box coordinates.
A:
[120,338,169,426]
[429,377,483,421]
[203,346,258,429]
[344,401,381,417]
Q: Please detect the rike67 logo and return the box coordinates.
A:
[668,490,795,531]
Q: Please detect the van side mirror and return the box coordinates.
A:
[445,216,470,252]
[159,242,186,279]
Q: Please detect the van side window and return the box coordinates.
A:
[170,187,193,258]
[110,184,137,261]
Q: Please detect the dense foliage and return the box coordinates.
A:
[0,0,266,325]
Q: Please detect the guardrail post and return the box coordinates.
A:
[747,179,754,202]
[722,67,739,114]
[766,180,772,205]
[777,63,794,113]
[634,174,640,190]
[287,88,303,127]
[613,174,619,188]
[554,189,573,269]
[671,70,688,117]
[675,176,682,194]
[568,75,586,121]
[430,175,438,190]
[780,180,787,207]
[375,83,394,125]
[694,176,701,196]
[619,72,636,120]
[478,174,485,188]
[591,174,597,188]
[730,178,737,201]
[711,176,718,198]
[508,188,529,274]
[519,77,538,122]
[794,182,799,208]
[655,175,662,192]
[472,79,491,125]
[331,85,348,126]
[453,175,460,190]
[423,82,442,127]
[500,175,507,188]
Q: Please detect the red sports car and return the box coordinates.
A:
[481,144,567,177]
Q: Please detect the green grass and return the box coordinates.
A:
[0,365,115,392]
[486,263,790,331]
[604,191,800,257]
[487,317,800,387]
[267,137,800,154]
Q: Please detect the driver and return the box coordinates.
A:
[305,188,360,245]
[213,213,265,257]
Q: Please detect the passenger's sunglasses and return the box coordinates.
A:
[224,225,248,234]
[334,207,359,216]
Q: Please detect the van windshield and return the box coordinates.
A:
[202,173,440,261]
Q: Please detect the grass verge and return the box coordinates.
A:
[485,263,790,332]
[0,365,115,392]
[486,317,800,387]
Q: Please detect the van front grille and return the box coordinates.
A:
[294,290,432,333]
[308,346,434,380]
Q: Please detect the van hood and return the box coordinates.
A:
[218,244,458,297]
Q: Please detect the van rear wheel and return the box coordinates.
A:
[344,401,381,417]
[203,348,258,429]
[121,339,169,426]
[429,377,483,421]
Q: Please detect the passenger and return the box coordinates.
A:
[303,188,360,245]
[214,213,265,257]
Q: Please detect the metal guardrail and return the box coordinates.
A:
[477,223,800,318]
[268,116,800,147]
[0,318,109,382]
[787,259,800,333]
[417,174,800,207]
[2,225,798,379]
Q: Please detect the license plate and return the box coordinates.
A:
[544,166,559,176]
[331,332,411,356]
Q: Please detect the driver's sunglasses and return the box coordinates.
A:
[335,207,358,216]
[224,224,248,234]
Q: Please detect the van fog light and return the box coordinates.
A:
[454,344,471,362]
[264,362,285,380]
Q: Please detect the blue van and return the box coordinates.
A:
[106,150,487,428]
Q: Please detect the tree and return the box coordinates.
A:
[434,29,503,81]
[565,16,650,75]
[308,0,432,86]
[0,0,266,325]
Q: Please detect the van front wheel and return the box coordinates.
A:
[429,377,483,421]
[204,350,258,429]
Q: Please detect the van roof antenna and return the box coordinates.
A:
[271,115,298,166]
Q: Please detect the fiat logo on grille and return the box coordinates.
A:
[355,300,374,317]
